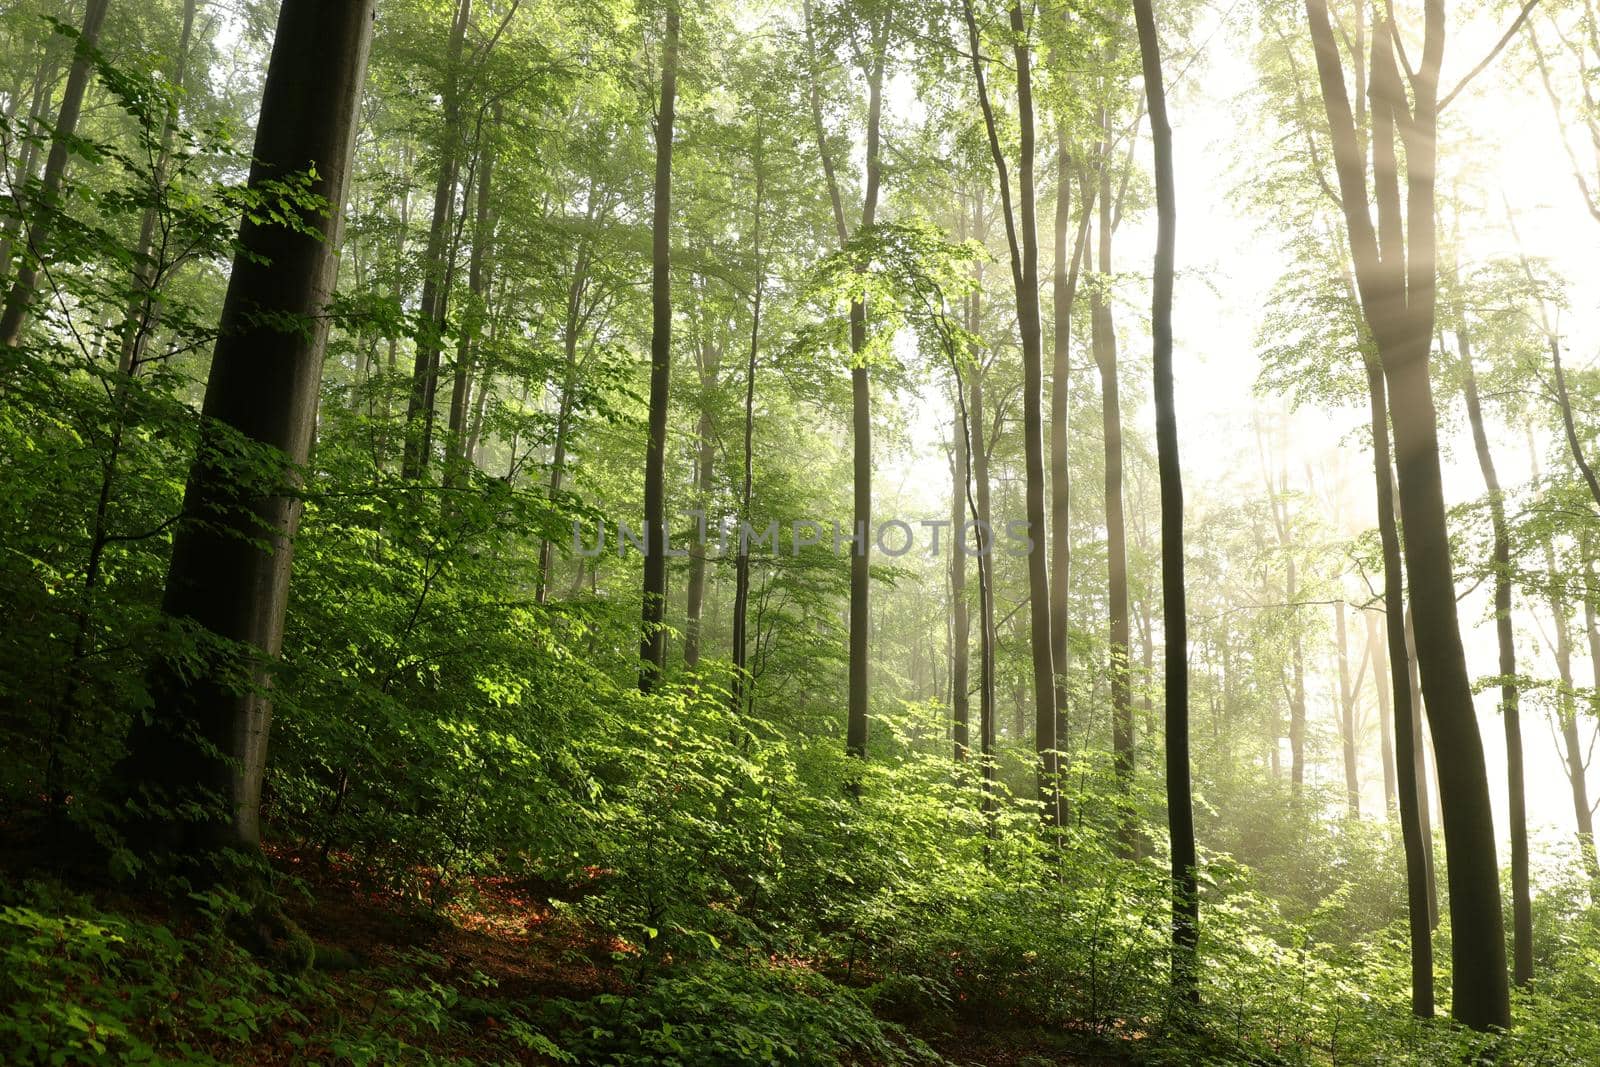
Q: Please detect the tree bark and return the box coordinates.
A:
[116,0,198,377]
[1366,609,1399,815]
[639,0,679,691]
[1306,0,1509,1026]
[1091,120,1134,852]
[402,0,471,479]
[0,0,112,348]
[683,330,719,667]
[1335,600,1361,815]
[121,0,374,853]
[731,126,765,713]
[446,105,496,486]
[1364,357,1434,1015]
[960,0,1058,823]
[1458,328,1530,984]
[803,0,886,757]
[1052,131,1094,761]
[1131,0,1196,998]
[951,383,970,761]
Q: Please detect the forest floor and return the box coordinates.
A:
[0,825,1129,1065]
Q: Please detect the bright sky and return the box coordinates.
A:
[886,1,1600,872]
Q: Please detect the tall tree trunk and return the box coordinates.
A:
[1364,357,1434,1015]
[639,0,679,691]
[960,0,1058,824]
[0,0,112,348]
[1366,609,1399,815]
[402,0,471,479]
[683,333,719,666]
[1132,0,1196,998]
[1582,545,1600,882]
[951,386,970,761]
[971,349,998,811]
[116,0,199,377]
[1402,600,1440,928]
[1052,132,1094,760]
[1459,328,1530,984]
[1550,335,1600,511]
[120,0,374,853]
[1335,600,1361,815]
[1533,444,1600,884]
[0,50,66,284]
[803,1,886,757]
[730,126,765,714]
[1306,0,1508,1026]
[446,107,496,486]
[537,239,593,603]
[1545,540,1600,884]
[1091,122,1134,851]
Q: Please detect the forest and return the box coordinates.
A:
[2,0,1599,1061]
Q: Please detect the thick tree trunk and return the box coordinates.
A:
[1459,331,1530,985]
[121,0,374,852]
[402,0,471,479]
[0,0,111,348]
[639,0,679,691]
[1131,0,1196,998]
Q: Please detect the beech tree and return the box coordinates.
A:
[121,0,375,852]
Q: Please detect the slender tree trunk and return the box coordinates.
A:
[402,0,471,479]
[120,0,374,852]
[951,384,970,761]
[731,128,765,714]
[971,349,998,812]
[1459,329,1530,984]
[537,242,592,602]
[639,0,679,691]
[1090,122,1134,851]
[1306,0,1508,1026]
[1402,600,1440,928]
[1366,609,1399,815]
[960,0,1058,823]
[1052,131,1094,761]
[0,0,111,349]
[1365,357,1434,1015]
[683,335,719,666]
[0,51,66,284]
[1335,601,1360,815]
[446,107,496,486]
[1550,335,1600,511]
[804,0,886,758]
[117,0,199,377]
[1132,0,1196,998]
